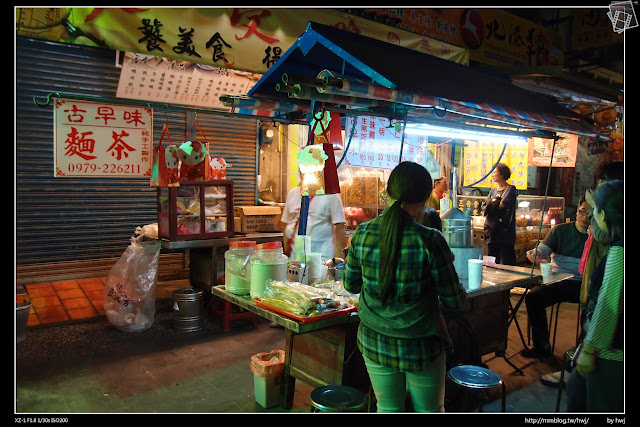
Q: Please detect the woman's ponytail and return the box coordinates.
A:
[378,162,432,305]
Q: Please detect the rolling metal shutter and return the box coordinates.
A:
[194,115,258,206]
[15,36,258,272]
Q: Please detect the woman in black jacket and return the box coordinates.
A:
[483,163,517,265]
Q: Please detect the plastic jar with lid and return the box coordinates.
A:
[225,241,256,295]
[250,241,288,298]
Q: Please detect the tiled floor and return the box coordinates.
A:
[17,277,107,327]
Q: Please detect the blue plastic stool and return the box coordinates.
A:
[447,365,506,412]
[309,385,367,412]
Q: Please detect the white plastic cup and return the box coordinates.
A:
[440,197,450,213]
[306,252,322,283]
[540,261,552,283]
[468,259,484,290]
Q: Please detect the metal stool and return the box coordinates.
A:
[447,365,506,412]
[555,347,577,412]
[527,302,582,353]
[550,303,582,353]
[309,385,367,412]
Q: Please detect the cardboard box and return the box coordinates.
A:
[234,206,282,232]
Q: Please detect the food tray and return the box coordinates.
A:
[253,298,356,323]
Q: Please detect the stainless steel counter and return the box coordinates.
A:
[464,264,539,297]
[159,233,284,292]
[159,232,283,250]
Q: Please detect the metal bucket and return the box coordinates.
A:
[441,207,473,248]
[325,257,345,282]
[287,260,308,285]
[172,288,204,332]
[16,301,31,343]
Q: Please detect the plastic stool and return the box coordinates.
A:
[555,347,577,412]
[309,385,367,412]
[210,295,258,332]
[447,365,506,412]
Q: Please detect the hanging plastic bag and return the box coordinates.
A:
[104,231,161,332]
[150,124,180,187]
[425,150,440,181]
[179,120,213,182]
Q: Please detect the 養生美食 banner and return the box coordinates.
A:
[17,7,469,76]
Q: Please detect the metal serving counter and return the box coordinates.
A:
[473,226,553,264]
[160,233,284,293]
[159,232,284,250]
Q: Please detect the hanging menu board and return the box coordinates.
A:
[463,141,528,190]
[343,115,431,170]
[528,133,578,167]
[116,52,257,110]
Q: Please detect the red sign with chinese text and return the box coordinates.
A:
[54,100,153,177]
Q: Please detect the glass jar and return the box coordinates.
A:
[224,241,257,295]
[250,241,288,298]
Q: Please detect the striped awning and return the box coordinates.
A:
[245,21,606,141]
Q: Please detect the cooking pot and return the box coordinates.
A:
[440,207,473,248]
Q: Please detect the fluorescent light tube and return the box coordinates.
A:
[405,123,528,145]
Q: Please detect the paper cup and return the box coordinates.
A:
[540,261,552,283]
[468,259,484,290]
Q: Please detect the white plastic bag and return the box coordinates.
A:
[104,237,161,332]
[135,223,158,239]
[425,150,441,180]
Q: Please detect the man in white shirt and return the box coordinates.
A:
[281,186,346,262]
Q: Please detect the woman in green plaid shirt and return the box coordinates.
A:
[345,161,466,412]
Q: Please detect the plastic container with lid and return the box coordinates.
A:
[225,241,256,295]
[250,241,288,298]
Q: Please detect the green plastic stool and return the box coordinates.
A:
[309,385,367,412]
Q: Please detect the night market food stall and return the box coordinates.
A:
[15,7,611,411]
[212,21,602,408]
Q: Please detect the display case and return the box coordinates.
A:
[338,167,390,230]
[157,180,234,241]
[456,195,565,230]
[458,194,565,263]
[516,195,566,228]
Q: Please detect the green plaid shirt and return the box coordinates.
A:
[345,208,466,372]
